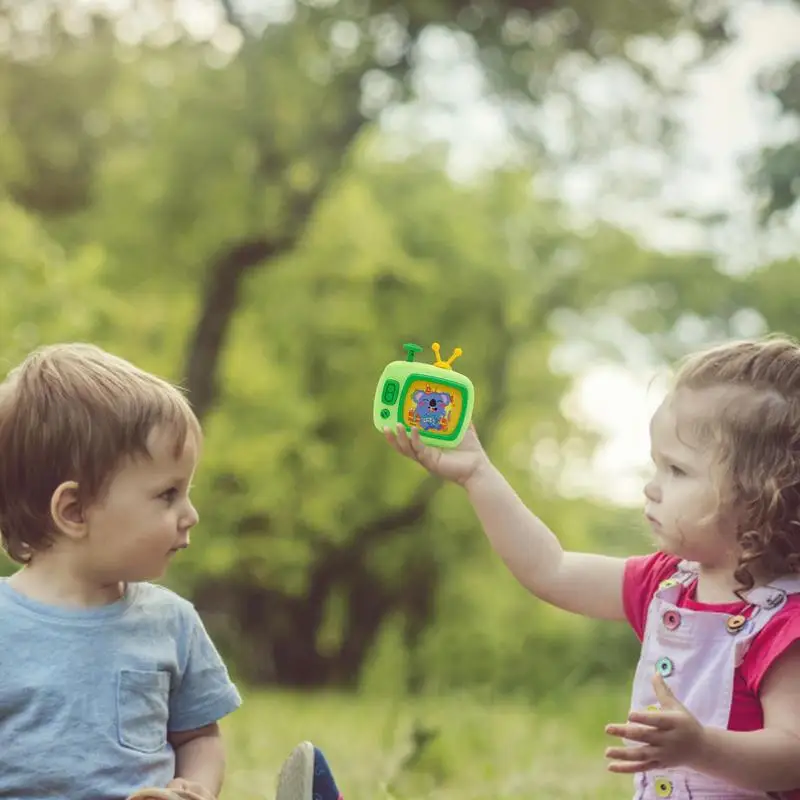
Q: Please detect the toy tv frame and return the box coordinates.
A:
[373,342,475,449]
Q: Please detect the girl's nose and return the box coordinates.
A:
[644,478,661,504]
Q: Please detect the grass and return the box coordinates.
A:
[219,683,634,799]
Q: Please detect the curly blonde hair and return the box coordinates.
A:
[674,335,800,590]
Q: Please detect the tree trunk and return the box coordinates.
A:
[193,302,517,688]
[184,237,289,419]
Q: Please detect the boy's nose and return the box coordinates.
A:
[183,501,200,529]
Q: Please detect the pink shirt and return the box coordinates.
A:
[624,551,800,729]
[624,551,800,799]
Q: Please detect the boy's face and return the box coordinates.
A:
[82,426,200,583]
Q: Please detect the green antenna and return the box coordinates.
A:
[403,342,423,362]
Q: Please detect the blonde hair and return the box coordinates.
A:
[0,343,201,564]
[674,335,800,589]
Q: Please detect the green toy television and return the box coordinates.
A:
[373,342,475,448]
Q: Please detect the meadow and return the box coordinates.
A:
[220,684,633,799]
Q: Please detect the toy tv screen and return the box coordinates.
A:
[402,378,465,437]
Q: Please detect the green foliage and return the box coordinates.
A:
[409,504,645,700]
[0,0,797,699]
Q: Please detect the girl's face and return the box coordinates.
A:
[643,390,737,569]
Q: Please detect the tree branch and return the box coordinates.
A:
[353,475,441,551]
[184,236,289,419]
[182,77,366,419]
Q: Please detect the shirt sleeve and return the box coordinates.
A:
[740,599,800,696]
[168,604,242,732]
[623,551,681,641]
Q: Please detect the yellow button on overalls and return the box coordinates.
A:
[654,777,673,797]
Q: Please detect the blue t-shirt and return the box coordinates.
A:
[0,579,242,800]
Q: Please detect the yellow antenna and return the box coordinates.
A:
[431,342,463,370]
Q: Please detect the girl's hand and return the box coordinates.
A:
[604,674,706,773]
[384,423,490,486]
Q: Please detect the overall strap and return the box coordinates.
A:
[741,575,800,609]
[674,560,700,580]
[653,560,699,598]
[732,577,800,664]
[659,560,699,587]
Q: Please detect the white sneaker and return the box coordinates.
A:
[275,740,343,800]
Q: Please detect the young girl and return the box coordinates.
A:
[385,335,800,799]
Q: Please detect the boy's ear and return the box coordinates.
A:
[50,481,88,539]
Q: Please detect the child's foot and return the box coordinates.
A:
[276,740,343,800]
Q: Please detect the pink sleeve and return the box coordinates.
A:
[623,552,681,641]
[741,599,800,695]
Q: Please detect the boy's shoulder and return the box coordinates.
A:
[133,581,195,611]
[131,582,203,631]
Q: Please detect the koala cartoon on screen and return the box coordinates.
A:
[411,387,452,431]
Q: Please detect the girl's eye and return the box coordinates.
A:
[669,464,686,477]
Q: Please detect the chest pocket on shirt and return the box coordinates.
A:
[117,668,170,753]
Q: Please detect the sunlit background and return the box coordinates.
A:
[2,0,799,797]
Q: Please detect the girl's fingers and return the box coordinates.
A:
[385,424,431,463]
[605,723,659,744]
[604,744,657,761]
[384,424,413,457]
[407,426,427,460]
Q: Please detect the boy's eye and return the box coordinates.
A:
[160,488,178,502]
[668,464,686,477]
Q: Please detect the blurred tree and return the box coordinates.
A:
[0,0,732,414]
[754,53,800,220]
[2,0,794,691]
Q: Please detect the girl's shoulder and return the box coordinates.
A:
[742,592,800,693]
[622,551,682,639]
[626,551,682,581]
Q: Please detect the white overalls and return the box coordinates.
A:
[628,559,800,799]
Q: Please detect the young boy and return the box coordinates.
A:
[0,343,344,800]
